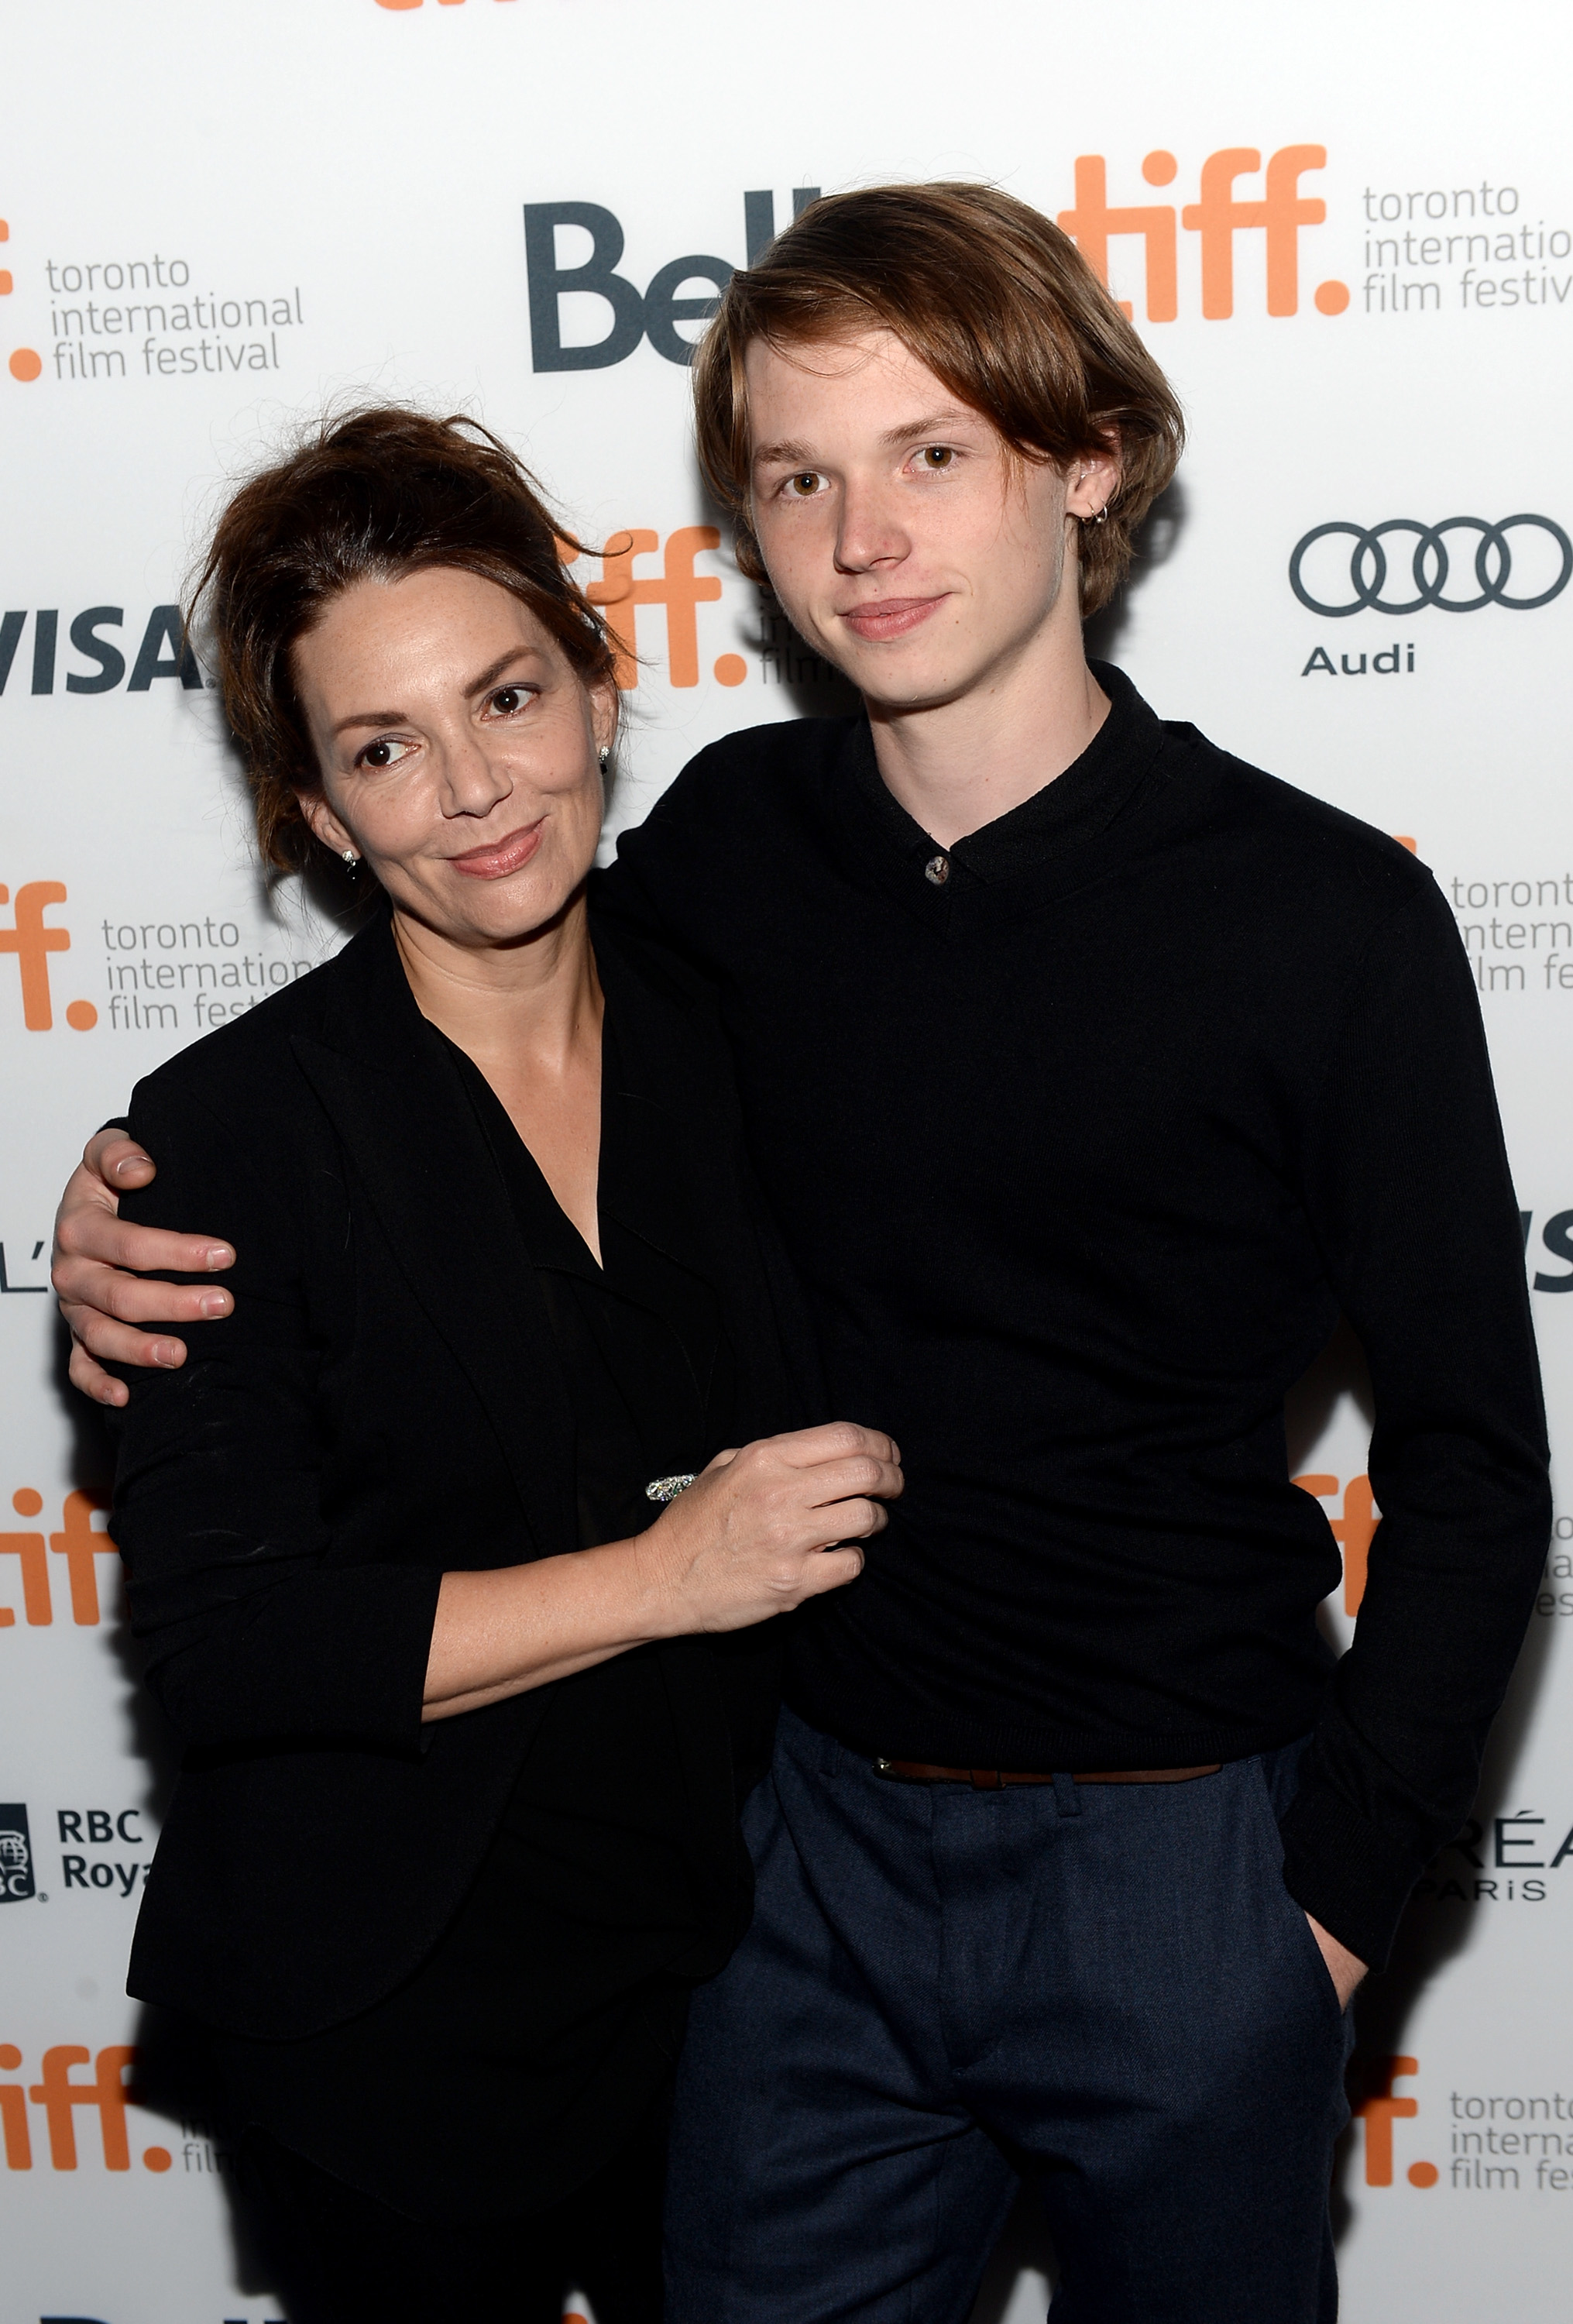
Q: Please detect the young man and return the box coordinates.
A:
[56,185,1548,2322]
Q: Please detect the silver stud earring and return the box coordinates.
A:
[342,848,360,878]
[599,747,610,772]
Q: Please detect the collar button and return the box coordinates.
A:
[924,854,950,886]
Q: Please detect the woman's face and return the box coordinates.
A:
[292,566,613,951]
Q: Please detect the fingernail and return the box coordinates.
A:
[203,1246,234,1270]
[199,1293,229,1318]
[112,1155,143,1178]
[153,1342,179,1368]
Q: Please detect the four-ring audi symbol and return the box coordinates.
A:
[1290,516,1573,615]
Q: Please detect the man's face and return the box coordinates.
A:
[745,329,1100,713]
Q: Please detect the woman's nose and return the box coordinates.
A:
[438,734,512,816]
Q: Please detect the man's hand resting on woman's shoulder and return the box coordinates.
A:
[54,1126,238,1398]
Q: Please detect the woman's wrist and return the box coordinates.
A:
[618,1518,688,1642]
[423,1535,679,1717]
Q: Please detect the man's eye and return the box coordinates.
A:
[356,737,414,771]
[917,446,955,470]
[785,472,825,498]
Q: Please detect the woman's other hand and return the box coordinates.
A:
[637,1422,902,1633]
[52,1128,235,1404]
[428,1424,902,1717]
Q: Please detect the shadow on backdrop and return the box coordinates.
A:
[1083,476,1188,671]
[1283,1315,1555,2240]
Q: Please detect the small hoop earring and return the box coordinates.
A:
[598,747,610,772]
[1084,503,1109,526]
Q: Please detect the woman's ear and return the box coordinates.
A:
[295,788,355,859]
[589,678,620,763]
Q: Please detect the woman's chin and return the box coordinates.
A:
[396,868,591,951]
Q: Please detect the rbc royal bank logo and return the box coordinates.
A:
[0,1806,35,1902]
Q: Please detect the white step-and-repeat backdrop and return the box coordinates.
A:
[2,2,1571,2316]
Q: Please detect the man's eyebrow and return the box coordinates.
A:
[877,407,978,448]
[750,411,982,469]
[751,438,816,469]
[331,648,541,737]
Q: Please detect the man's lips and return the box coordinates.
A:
[837,594,948,642]
[447,822,545,880]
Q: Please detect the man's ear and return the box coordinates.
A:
[1065,440,1122,522]
[296,788,354,858]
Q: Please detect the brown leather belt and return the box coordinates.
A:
[875,1758,1221,1789]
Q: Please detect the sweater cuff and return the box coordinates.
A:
[1278,1776,1423,1972]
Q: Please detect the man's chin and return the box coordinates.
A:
[784,619,971,716]
[850,664,975,718]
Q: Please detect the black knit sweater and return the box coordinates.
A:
[598,664,1550,1968]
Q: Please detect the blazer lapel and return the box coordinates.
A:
[591,917,809,1438]
[291,917,577,1561]
[592,923,734,1274]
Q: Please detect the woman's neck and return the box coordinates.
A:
[390,889,603,1081]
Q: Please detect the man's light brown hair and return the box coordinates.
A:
[692,182,1185,616]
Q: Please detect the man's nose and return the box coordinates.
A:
[834,478,910,574]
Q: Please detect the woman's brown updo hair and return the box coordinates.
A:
[187,406,616,873]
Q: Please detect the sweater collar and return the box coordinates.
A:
[840,660,1166,889]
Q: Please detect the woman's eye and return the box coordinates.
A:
[916,445,955,471]
[785,471,825,499]
[488,685,536,716]
[355,737,414,771]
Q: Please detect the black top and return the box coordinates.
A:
[597,665,1551,1970]
[108,912,811,2066]
[206,1018,745,2219]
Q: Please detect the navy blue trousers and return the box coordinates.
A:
[666,1709,1354,2323]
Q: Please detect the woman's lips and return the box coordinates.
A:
[838,594,947,643]
[448,822,545,880]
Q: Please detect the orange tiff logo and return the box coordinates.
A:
[1058,147,1348,320]
[0,881,97,1030]
[1352,2054,1437,2188]
[0,2042,173,2172]
[1293,1471,1378,1616]
[0,1490,118,1628]
[562,528,747,693]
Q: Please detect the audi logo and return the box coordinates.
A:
[1289,516,1573,617]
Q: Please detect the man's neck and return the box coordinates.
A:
[865,634,1111,851]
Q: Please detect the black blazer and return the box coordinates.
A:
[108,908,815,2040]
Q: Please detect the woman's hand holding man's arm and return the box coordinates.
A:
[422,1424,902,1720]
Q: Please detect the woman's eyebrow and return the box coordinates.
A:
[462,645,543,700]
[331,648,543,737]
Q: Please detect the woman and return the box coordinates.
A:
[94,407,900,2323]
